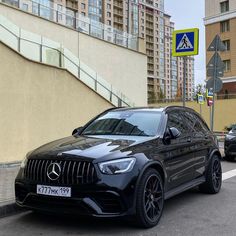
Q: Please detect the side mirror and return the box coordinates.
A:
[72,127,83,136]
[169,127,181,139]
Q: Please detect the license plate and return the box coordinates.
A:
[37,185,71,197]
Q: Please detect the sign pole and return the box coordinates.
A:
[207,35,225,131]
[183,56,187,107]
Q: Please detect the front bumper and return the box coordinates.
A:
[15,168,139,218]
[224,141,236,156]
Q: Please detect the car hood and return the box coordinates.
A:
[29,135,156,162]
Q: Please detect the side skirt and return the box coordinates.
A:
[164,176,206,200]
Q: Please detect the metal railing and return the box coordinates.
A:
[0,15,135,107]
[148,97,194,104]
[217,93,236,100]
[0,0,138,50]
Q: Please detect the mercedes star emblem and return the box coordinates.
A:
[47,162,61,181]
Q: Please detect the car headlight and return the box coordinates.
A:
[98,158,136,175]
[225,134,236,141]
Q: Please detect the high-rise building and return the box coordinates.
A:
[138,0,165,102]
[205,0,236,95]
[177,57,195,100]
[71,0,139,35]
[164,14,177,99]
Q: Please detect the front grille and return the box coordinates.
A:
[24,159,97,185]
[228,144,236,152]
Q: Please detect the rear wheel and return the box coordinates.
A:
[199,155,222,194]
[135,168,164,228]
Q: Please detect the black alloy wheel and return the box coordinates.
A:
[199,155,222,194]
[136,168,164,228]
[212,158,222,190]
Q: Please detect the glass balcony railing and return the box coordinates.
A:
[0,0,138,50]
[0,15,135,107]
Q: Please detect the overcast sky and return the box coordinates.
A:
[165,0,205,85]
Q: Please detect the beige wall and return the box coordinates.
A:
[205,0,236,18]
[0,43,113,163]
[150,99,236,131]
[0,3,147,106]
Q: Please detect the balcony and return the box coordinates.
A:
[66,0,78,10]
[114,1,123,9]
[113,10,123,17]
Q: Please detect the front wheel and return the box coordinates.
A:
[135,168,164,228]
[199,155,222,194]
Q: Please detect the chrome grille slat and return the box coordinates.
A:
[36,160,41,182]
[76,162,81,184]
[24,159,96,185]
[67,161,71,184]
[87,163,90,183]
[71,162,76,185]
[31,160,36,181]
[82,162,86,184]
[62,161,66,184]
[44,160,49,182]
[40,160,45,183]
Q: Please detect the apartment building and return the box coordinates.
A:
[205,0,236,95]
[62,0,139,35]
[164,14,178,99]
[177,57,195,100]
[138,0,165,101]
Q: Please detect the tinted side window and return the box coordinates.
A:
[196,115,210,132]
[167,112,190,134]
[184,111,209,134]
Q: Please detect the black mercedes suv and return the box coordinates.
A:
[15,106,222,228]
[224,128,236,161]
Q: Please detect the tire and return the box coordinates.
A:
[224,155,235,162]
[135,168,164,228]
[199,155,222,194]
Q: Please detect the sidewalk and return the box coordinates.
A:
[0,163,24,217]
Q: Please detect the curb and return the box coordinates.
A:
[0,162,21,168]
[0,201,26,218]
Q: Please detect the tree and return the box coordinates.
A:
[159,88,165,100]
[194,83,206,100]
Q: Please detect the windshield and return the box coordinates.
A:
[82,111,162,137]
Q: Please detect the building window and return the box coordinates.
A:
[107,12,111,17]
[107,20,111,25]
[81,3,85,10]
[220,20,230,32]
[220,0,229,13]
[223,40,230,50]
[107,3,111,10]
[223,60,231,72]
[22,3,28,11]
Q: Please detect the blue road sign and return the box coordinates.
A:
[172,28,199,56]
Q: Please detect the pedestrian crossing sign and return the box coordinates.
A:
[172,28,199,56]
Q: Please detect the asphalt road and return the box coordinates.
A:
[0,161,236,236]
